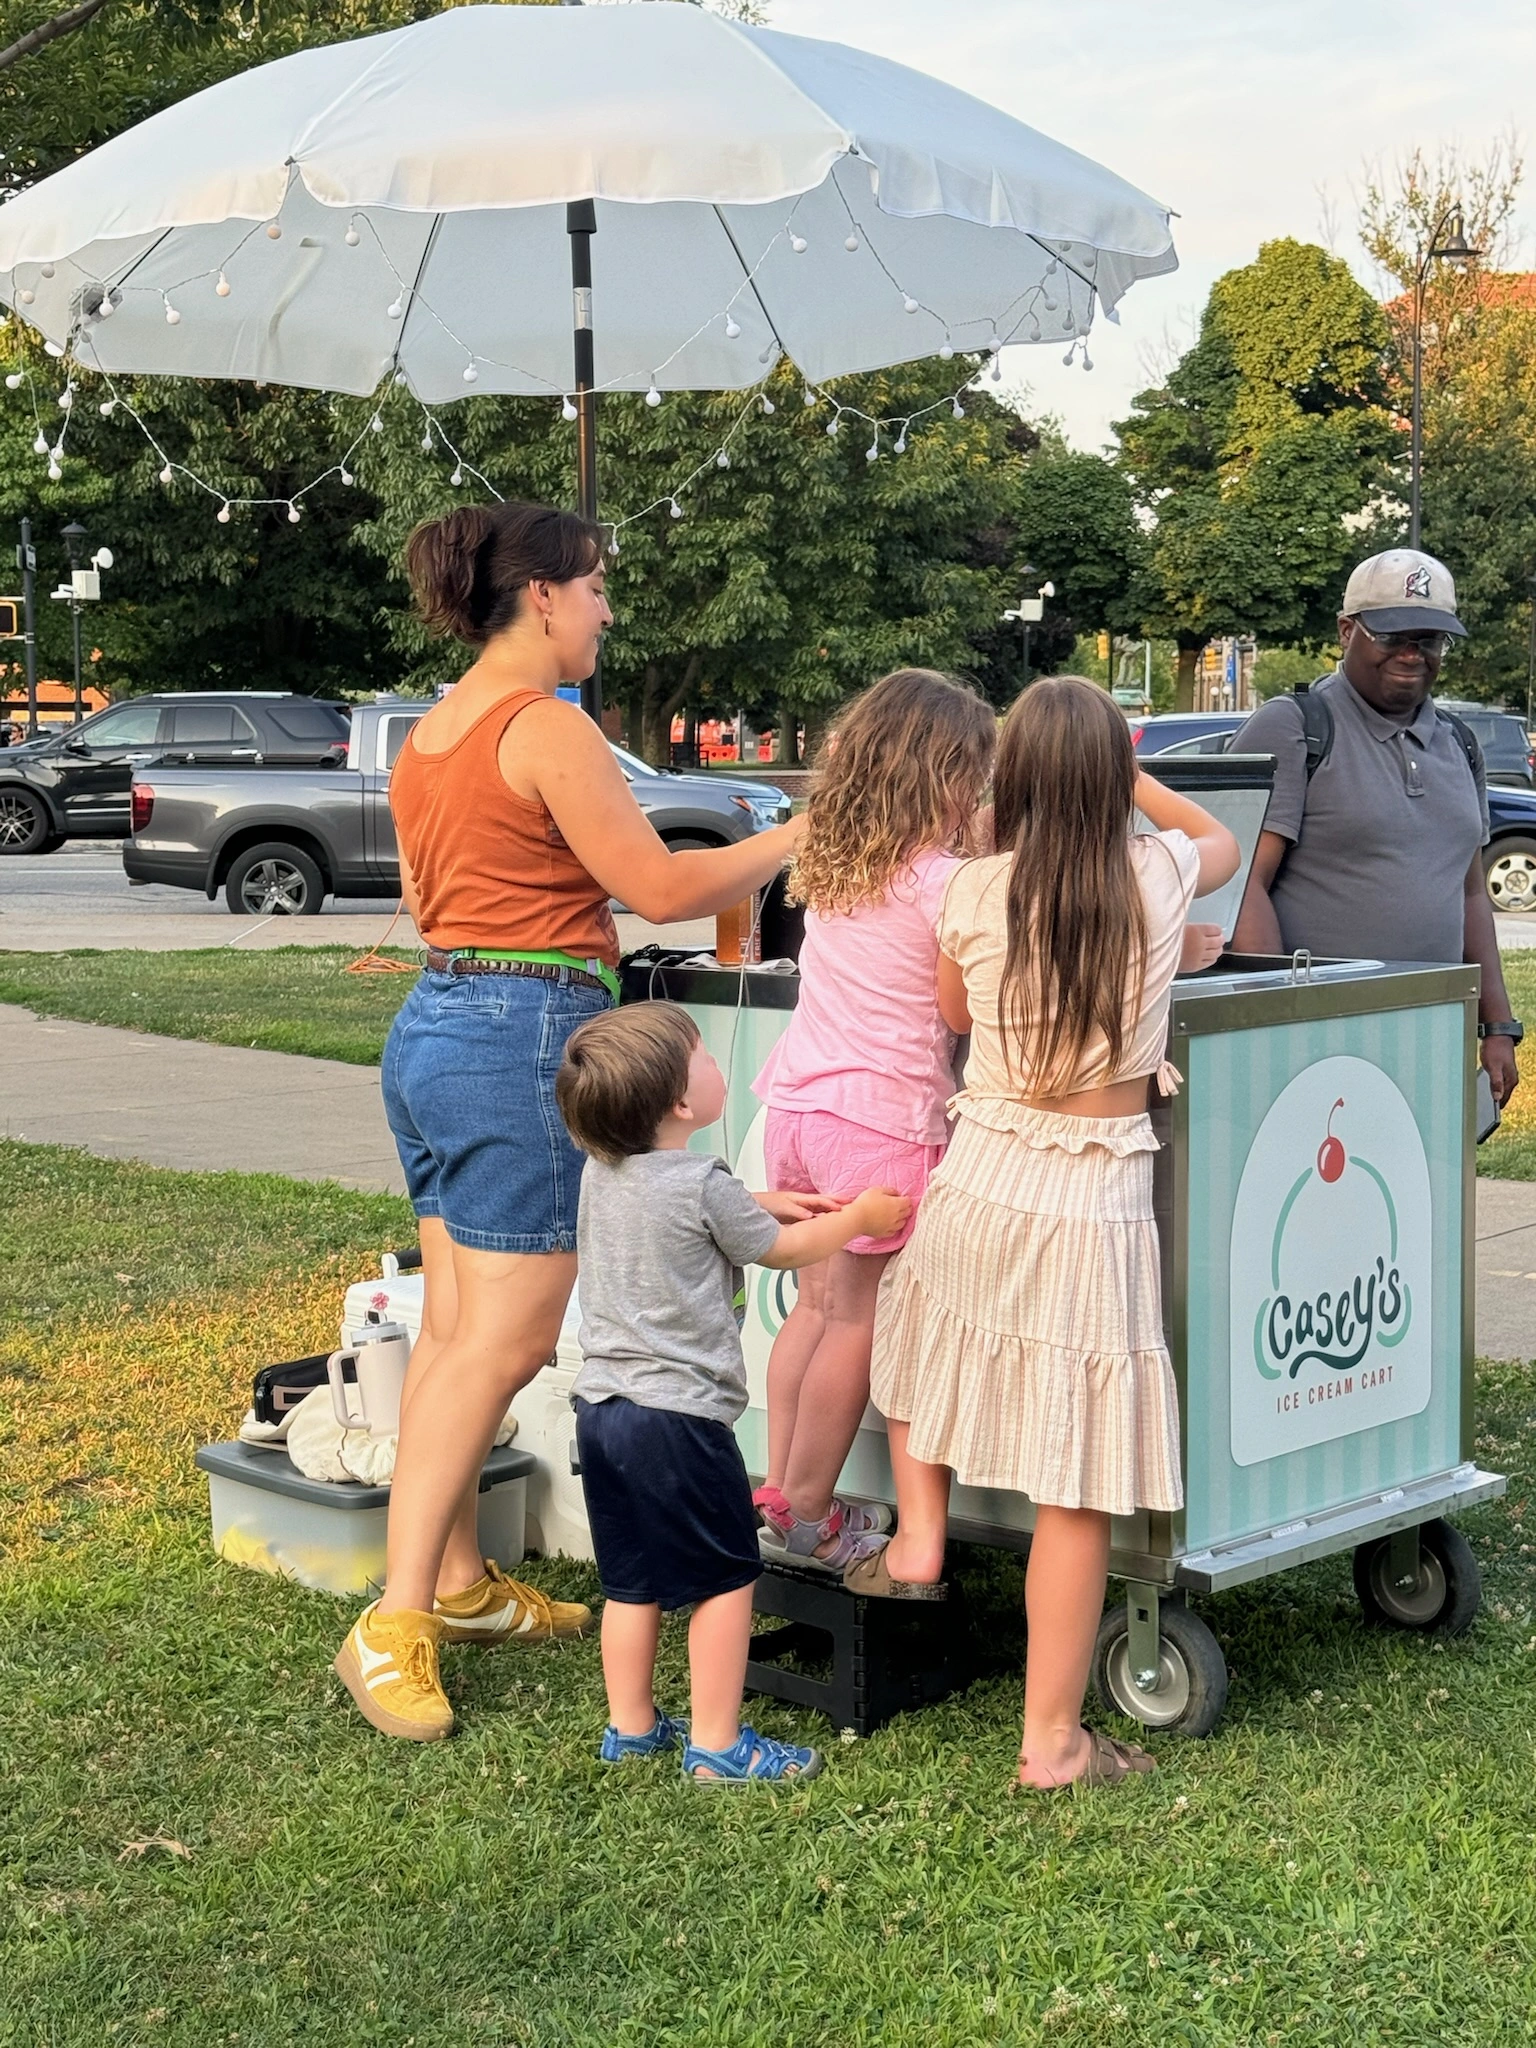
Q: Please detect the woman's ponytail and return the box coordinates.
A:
[405,500,604,647]
[405,506,499,642]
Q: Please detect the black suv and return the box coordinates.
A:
[1433,701,1535,789]
[0,693,350,854]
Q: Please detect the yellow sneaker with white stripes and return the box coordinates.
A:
[333,1602,453,1741]
[434,1560,592,1645]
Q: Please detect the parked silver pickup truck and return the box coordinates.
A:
[124,697,790,914]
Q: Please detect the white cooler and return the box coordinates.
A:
[340,1253,596,1562]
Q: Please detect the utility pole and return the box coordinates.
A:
[17,518,37,737]
[1409,209,1480,550]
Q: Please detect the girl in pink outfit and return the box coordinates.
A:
[751,670,998,1573]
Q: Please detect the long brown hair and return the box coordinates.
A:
[992,676,1146,1093]
[789,669,996,914]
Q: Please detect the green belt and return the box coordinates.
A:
[451,947,621,1001]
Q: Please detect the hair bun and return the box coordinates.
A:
[404,501,604,647]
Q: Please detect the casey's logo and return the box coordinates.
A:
[1253,1097,1412,1382]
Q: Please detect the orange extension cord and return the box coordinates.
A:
[345,898,419,975]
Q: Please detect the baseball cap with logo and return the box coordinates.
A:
[1341,548,1466,638]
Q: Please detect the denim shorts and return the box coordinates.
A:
[381,967,611,1254]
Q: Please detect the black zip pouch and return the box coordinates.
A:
[251,1352,333,1426]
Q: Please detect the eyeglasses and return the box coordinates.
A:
[1352,621,1454,658]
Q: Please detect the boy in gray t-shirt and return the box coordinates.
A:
[556,1001,908,1785]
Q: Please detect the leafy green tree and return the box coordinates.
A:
[357,358,1041,760]
[0,344,404,695]
[1012,449,1144,639]
[1360,141,1536,704]
[1117,238,1398,707]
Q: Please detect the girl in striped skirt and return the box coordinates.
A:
[858,677,1239,1789]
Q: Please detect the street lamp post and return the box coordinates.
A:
[1002,566,1054,689]
[16,518,38,738]
[61,521,86,725]
[1409,209,1481,550]
[1525,570,1536,737]
[52,522,111,725]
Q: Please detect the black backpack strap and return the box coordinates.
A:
[1293,679,1335,782]
[1433,706,1483,787]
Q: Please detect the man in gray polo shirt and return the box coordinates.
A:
[1233,547,1520,1107]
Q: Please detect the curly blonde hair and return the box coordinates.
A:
[789,669,997,915]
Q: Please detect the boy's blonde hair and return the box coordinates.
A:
[788,668,996,914]
[556,1003,700,1164]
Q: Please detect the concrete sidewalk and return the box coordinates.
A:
[3,999,1533,1358]
[0,1003,404,1194]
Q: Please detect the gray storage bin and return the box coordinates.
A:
[195,1440,535,1597]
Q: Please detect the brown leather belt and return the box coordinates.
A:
[424,948,611,994]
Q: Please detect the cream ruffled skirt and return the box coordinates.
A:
[871,1099,1182,1517]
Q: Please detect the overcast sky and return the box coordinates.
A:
[771,0,1536,451]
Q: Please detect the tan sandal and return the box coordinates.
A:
[842,1547,948,1601]
[1018,1729,1155,1790]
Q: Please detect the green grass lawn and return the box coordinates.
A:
[1478,951,1536,1179]
[3,1142,1536,2044]
[0,946,416,1066]
[7,943,1536,1182]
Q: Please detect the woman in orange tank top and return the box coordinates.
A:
[334,501,805,1743]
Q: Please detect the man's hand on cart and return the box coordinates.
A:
[1180,923,1224,974]
[755,1189,848,1223]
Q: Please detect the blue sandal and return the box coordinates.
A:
[599,1709,687,1764]
[682,1724,824,1784]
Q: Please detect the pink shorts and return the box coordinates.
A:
[762,1107,945,1255]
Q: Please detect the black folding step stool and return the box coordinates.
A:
[745,1557,972,1736]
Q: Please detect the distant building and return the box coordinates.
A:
[1192,636,1257,713]
[0,673,109,725]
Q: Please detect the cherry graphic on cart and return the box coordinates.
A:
[1316,1097,1346,1183]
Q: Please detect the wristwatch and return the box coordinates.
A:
[1478,1019,1525,1044]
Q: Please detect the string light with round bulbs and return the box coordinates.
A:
[0,159,1107,538]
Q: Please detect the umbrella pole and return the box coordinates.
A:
[567,199,602,725]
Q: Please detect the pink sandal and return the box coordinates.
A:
[757,1496,890,1575]
[753,1486,892,1539]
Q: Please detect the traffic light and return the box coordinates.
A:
[0,598,21,639]
[1096,630,1110,661]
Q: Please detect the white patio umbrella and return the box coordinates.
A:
[0,3,1176,403]
[0,3,1177,715]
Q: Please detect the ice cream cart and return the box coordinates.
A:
[619,755,1506,1736]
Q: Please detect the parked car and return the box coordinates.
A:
[1128,705,1536,915]
[1128,713,1247,757]
[124,698,790,914]
[0,692,350,854]
[1433,701,1536,788]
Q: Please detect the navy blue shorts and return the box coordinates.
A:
[574,1397,762,1612]
[381,967,610,1255]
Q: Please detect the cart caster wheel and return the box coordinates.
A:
[1091,1601,1228,1738]
[1353,1519,1481,1636]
